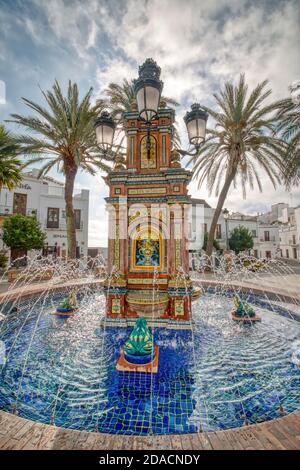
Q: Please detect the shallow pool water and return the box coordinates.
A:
[0,291,299,434]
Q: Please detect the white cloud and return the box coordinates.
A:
[93,0,300,224]
[95,58,136,94]
[1,0,300,245]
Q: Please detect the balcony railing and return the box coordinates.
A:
[0,205,38,218]
[44,219,83,230]
[259,236,277,242]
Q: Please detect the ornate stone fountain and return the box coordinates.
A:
[102,60,195,322]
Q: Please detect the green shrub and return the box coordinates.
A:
[0,249,8,269]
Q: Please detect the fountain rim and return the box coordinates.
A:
[0,277,299,312]
[0,277,300,439]
[0,406,299,446]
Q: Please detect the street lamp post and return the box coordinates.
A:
[133,59,163,160]
[223,208,229,251]
[94,111,116,152]
[95,58,208,158]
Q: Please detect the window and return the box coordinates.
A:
[13,193,27,215]
[215,224,222,239]
[75,209,81,230]
[203,223,207,235]
[265,251,271,259]
[292,235,296,245]
[47,208,59,228]
[293,248,297,259]
[252,230,257,237]
[286,249,289,258]
[254,250,258,258]
[264,231,270,241]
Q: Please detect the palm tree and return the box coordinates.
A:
[104,78,181,148]
[0,124,22,191]
[8,81,112,258]
[275,91,300,187]
[189,74,286,258]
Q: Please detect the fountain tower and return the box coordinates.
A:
[104,65,193,321]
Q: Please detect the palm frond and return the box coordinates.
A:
[188,73,286,200]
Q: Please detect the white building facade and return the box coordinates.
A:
[277,205,300,261]
[0,169,89,259]
[188,199,280,260]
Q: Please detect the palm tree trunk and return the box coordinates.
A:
[206,170,235,258]
[64,167,77,259]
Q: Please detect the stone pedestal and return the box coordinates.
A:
[116,346,159,373]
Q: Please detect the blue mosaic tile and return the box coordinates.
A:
[0,290,300,434]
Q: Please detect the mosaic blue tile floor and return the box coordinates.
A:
[0,291,299,434]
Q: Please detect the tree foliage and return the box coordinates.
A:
[229,225,254,254]
[104,78,181,148]
[7,80,112,258]
[202,233,220,251]
[2,214,46,251]
[275,95,300,187]
[188,74,286,258]
[0,249,8,270]
[0,124,22,190]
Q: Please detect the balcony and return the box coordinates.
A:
[0,205,38,218]
[44,219,83,231]
[259,236,277,242]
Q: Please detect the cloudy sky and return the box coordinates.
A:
[0,0,299,246]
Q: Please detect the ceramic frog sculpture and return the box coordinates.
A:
[59,292,78,310]
[124,317,154,356]
[233,294,255,317]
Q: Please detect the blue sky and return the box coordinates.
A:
[0,0,300,245]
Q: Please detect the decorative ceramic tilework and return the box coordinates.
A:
[0,290,300,436]
[174,223,182,269]
[130,137,134,166]
[141,135,157,169]
[128,278,168,285]
[174,299,184,316]
[111,298,121,315]
[130,226,163,271]
[128,188,167,195]
[114,225,120,269]
[162,135,167,165]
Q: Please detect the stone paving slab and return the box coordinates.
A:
[0,410,299,450]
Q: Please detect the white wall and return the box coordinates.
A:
[256,225,280,259]
[0,173,89,258]
[188,201,280,259]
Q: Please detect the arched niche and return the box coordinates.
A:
[130,225,163,272]
[140,135,157,169]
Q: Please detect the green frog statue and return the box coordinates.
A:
[233,294,255,318]
[57,292,78,313]
[124,317,154,362]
